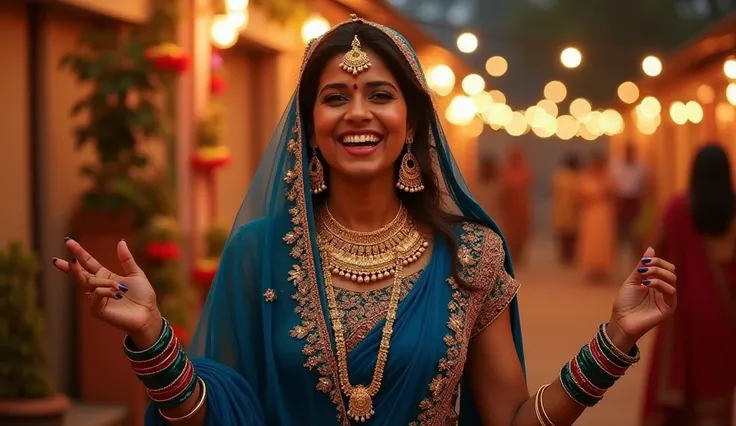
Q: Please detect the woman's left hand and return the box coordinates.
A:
[607,247,677,350]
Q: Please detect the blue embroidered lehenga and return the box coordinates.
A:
[145,16,525,426]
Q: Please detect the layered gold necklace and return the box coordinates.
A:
[316,204,428,422]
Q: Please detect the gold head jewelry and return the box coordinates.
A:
[340,35,372,76]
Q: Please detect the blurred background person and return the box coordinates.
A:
[611,143,648,261]
[475,155,503,223]
[550,152,582,266]
[577,151,616,280]
[641,144,736,426]
[500,145,533,265]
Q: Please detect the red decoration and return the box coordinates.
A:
[145,241,180,261]
[211,75,227,95]
[191,258,219,287]
[191,146,232,172]
[145,43,190,73]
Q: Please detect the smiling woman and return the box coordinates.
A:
[52,14,678,426]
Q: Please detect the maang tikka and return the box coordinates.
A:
[397,137,424,193]
[340,35,372,76]
[309,146,327,195]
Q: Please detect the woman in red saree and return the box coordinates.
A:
[641,144,736,426]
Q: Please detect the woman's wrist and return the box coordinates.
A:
[130,311,165,350]
[604,321,637,354]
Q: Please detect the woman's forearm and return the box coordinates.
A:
[513,323,639,426]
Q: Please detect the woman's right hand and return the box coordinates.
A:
[53,238,163,348]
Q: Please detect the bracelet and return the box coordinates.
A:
[159,377,207,422]
[559,323,641,407]
[123,318,171,361]
[534,384,555,426]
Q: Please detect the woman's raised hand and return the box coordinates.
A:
[53,238,163,348]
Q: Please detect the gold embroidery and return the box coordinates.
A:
[410,223,520,425]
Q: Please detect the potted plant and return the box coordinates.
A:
[0,242,70,426]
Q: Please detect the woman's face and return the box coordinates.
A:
[312,48,410,181]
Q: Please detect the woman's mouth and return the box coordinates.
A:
[338,133,384,156]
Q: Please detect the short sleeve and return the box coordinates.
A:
[470,229,521,338]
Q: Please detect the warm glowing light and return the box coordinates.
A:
[724,58,736,79]
[488,90,506,104]
[642,56,662,77]
[448,95,477,125]
[578,126,598,141]
[463,117,485,138]
[537,99,559,117]
[555,115,579,140]
[211,14,239,49]
[600,109,624,135]
[560,47,582,68]
[637,96,662,119]
[686,101,704,123]
[617,82,639,104]
[696,84,715,104]
[471,92,493,113]
[456,33,478,53]
[228,10,249,29]
[669,101,688,125]
[716,102,735,123]
[525,106,547,128]
[583,111,603,136]
[461,74,486,95]
[483,103,512,127]
[544,81,567,103]
[428,65,456,96]
[485,56,508,77]
[506,112,528,136]
[728,83,736,106]
[226,0,249,10]
[569,98,591,120]
[301,15,330,44]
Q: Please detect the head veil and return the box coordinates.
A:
[187,14,525,426]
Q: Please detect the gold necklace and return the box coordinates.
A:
[321,253,403,422]
[316,204,428,283]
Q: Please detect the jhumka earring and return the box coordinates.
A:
[340,35,372,76]
[397,137,424,193]
[309,146,327,195]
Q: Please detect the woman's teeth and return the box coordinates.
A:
[340,134,382,145]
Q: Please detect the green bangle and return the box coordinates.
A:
[560,362,600,407]
[577,345,617,389]
[124,318,172,362]
[139,349,188,390]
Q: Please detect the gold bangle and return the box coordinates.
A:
[539,384,556,426]
[534,385,549,426]
[158,377,207,422]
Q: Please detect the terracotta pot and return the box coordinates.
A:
[0,393,70,426]
[71,209,147,426]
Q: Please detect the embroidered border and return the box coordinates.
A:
[283,122,348,424]
[410,223,515,425]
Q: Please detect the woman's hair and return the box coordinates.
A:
[298,22,473,288]
[689,144,735,235]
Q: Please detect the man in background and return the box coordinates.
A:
[610,143,648,258]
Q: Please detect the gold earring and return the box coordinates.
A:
[397,138,424,193]
[309,147,327,195]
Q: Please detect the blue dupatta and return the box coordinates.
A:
[146,15,525,426]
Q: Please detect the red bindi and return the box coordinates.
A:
[352,84,358,90]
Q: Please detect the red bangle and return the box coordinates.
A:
[147,361,195,402]
[569,357,606,398]
[589,337,627,377]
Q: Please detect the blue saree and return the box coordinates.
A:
[146,16,525,426]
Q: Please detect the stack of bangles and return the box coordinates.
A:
[535,323,641,426]
[123,318,207,422]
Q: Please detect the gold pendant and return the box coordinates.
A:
[347,385,375,422]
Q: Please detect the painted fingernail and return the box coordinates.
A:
[637,267,648,273]
[641,257,652,264]
[64,237,70,242]
[115,292,124,300]
[52,257,58,265]
[118,283,128,293]
[643,279,651,286]
[120,238,126,242]
[70,256,77,263]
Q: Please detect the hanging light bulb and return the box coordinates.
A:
[301,14,330,44]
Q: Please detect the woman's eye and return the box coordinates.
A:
[370,91,395,101]
[323,94,348,103]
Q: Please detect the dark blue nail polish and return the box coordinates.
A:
[643,279,651,286]
[52,257,58,265]
[115,292,123,300]
[637,267,648,273]
[118,283,128,293]
[64,237,70,242]
[641,257,652,264]
[70,256,77,263]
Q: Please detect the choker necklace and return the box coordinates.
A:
[315,203,429,282]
